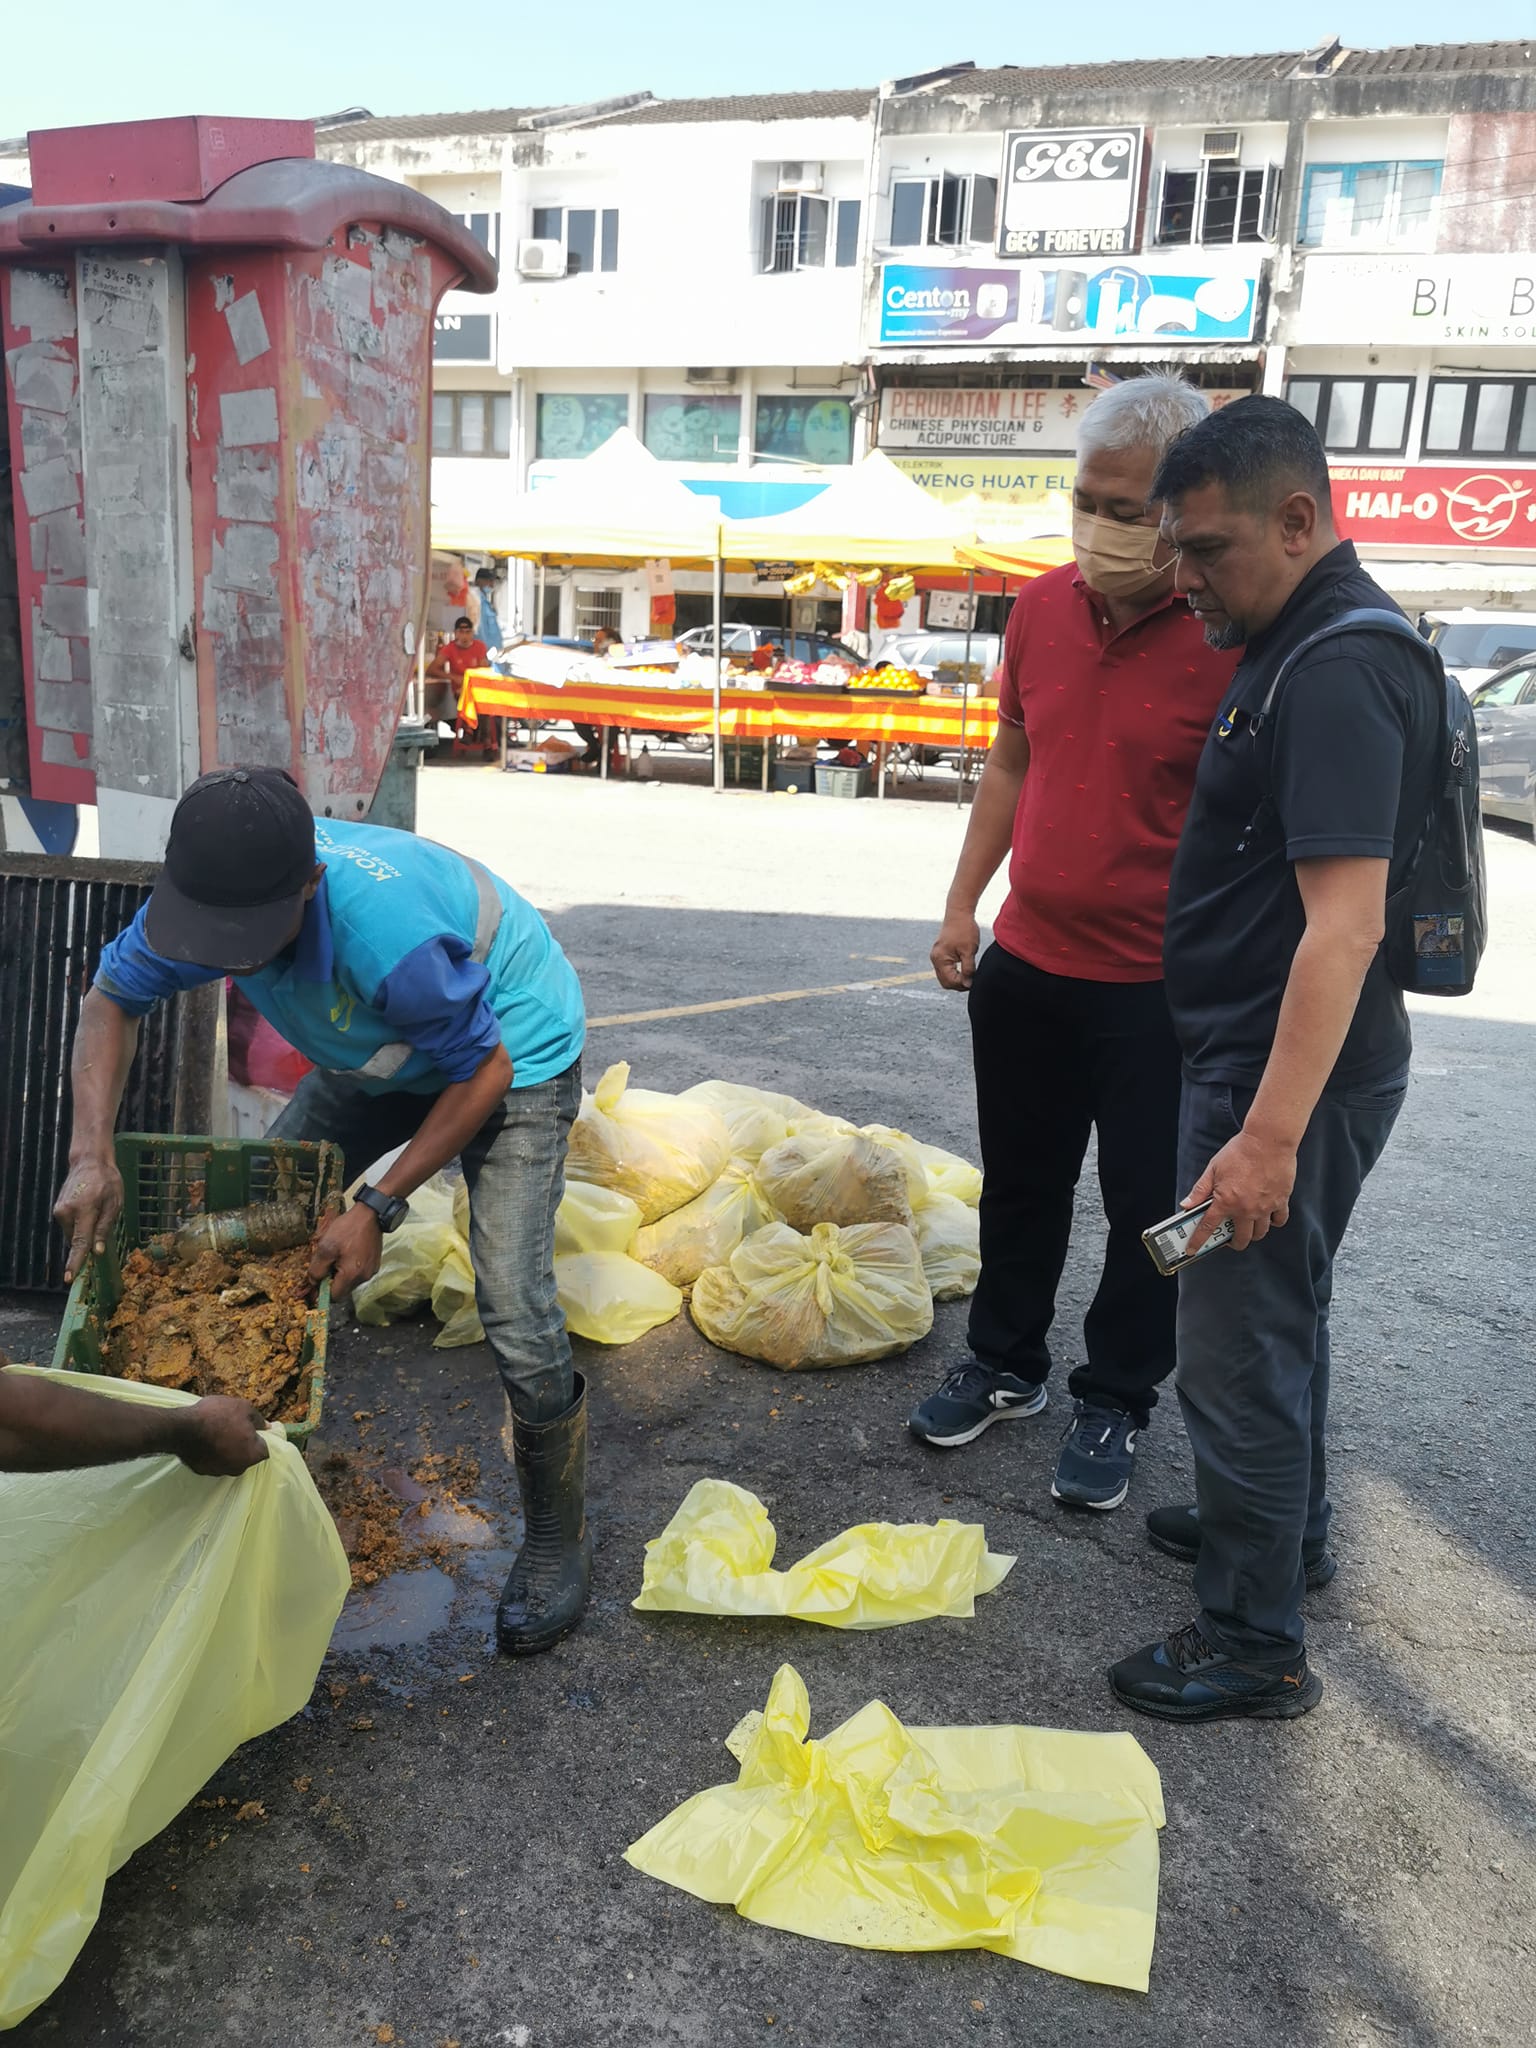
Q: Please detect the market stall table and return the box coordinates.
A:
[457,671,999,795]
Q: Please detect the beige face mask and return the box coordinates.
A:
[1072,510,1173,600]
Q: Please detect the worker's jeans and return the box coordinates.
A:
[966,942,1183,1425]
[1175,1066,1408,1666]
[269,1060,582,1424]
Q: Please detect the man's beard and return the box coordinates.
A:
[1202,616,1247,652]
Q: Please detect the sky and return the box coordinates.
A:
[3,0,1534,138]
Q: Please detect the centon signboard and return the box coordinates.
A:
[998,127,1144,260]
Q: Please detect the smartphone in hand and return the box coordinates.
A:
[1142,1199,1235,1277]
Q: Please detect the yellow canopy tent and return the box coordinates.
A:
[430,426,723,567]
[720,449,968,570]
[430,428,737,787]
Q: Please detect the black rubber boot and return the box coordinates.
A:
[496,1374,592,1656]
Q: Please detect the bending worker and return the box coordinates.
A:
[53,766,589,1656]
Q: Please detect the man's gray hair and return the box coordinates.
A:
[1076,374,1211,463]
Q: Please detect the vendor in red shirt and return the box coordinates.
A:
[911,376,1237,1513]
[426,615,489,723]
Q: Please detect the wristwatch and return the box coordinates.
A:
[354,1184,411,1233]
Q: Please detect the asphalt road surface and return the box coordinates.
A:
[5,766,1533,2048]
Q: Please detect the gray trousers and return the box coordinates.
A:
[270,1060,582,1423]
[1175,1066,1407,1665]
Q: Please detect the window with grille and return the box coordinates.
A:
[1285,376,1413,455]
[1154,164,1280,246]
[888,173,998,249]
[761,194,861,272]
[1422,378,1536,459]
[431,391,512,458]
[575,589,624,636]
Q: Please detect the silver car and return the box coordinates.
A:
[1472,653,1536,832]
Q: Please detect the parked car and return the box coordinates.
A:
[1425,611,1536,695]
[1471,652,1536,832]
[676,624,862,667]
[874,630,1004,685]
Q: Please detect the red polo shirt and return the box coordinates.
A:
[992,564,1236,982]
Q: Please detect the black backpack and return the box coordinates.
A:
[1249,607,1486,998]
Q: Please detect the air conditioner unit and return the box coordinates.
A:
[777,160,824,192]
[1201,130,1242,160]
[685,366,737,387]
[517,238,566,278]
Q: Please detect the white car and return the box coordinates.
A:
[1424,611,1536,696]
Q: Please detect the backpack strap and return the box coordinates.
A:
[1247,607,1436,736]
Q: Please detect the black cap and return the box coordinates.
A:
[145,768,317,973]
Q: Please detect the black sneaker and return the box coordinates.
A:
[1145,1504,1338,1591]
[1051,1399,1138,1511]
[1109,1619,1324,1723]
[907,1357,1047,1447]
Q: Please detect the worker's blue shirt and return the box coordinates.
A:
[95,821,585,1094]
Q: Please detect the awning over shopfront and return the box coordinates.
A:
[431,428,723,566]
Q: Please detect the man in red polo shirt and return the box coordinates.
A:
[912,376,1236,1511]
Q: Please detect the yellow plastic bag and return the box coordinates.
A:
[625,1664,1165,1993]
[633,1479,1013,1627]
[691,1220,933,1368]
[352,1173,459,1327]
[914,1192,982,1301]
[567,1062,731,1223]
[555,1181,643,1257]
[0,1368,349,2031]
[430,1237,484,1348]
[680,1080,810,1163]
[632,1161,773,1289]
[555,1251,683,1345]
[756,1132,914,1233]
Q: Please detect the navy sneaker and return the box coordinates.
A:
[1109,1619,1323,1722]
[907,1357,1047,1447]
[1051,1399,1139,1511]
[1146,1504,1338,1591]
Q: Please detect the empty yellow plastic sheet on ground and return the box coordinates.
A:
[0,1369,350,2032]
[634,1480,1013,1628]
[626,1665,1165,1993]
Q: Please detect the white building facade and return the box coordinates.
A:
[321,93,875,641]
[311,39,1536,634]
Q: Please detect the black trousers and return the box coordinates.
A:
[965,942,1183,1424]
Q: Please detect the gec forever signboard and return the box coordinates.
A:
[997,128,1144,259]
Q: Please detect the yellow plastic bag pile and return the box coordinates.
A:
[350,1071,983,1363]
[633,1479,1013,1628]
[625,1664,1166,1993]
[0,1369,349,2031]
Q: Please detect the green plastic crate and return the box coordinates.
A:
[52,1133,343,1446]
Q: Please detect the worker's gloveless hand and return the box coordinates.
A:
[930,911,981,992]
[310,1202,384,1299]
[176,1396,271,1477]
[54,1154,126,1284]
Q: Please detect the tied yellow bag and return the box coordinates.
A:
[914,1192,981,1302]
[863,1124,982,1209]
[0,1369,349,2031]
[555,1252,683,1345]
[625,1665,1166,1994]
[690,1220,934,1369]
[568,1063,731,1224]
[632,1162,773,1289]
[633,1479,1013,1628]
